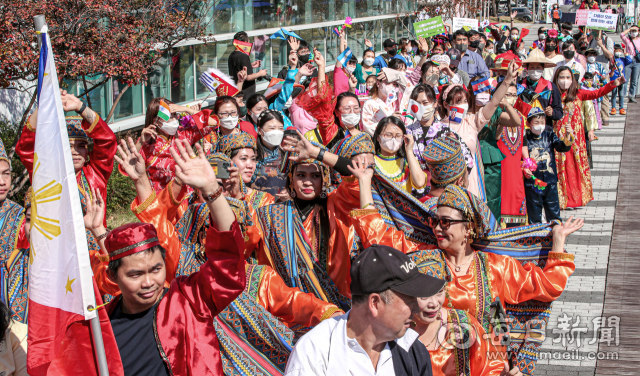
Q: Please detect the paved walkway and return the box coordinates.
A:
[514,27,628,376]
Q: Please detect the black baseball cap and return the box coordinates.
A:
[383,38,397,48]
[350,244,445,298]
[446,48,462,68]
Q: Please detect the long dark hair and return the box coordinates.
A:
[553,66,578,103]
[246,94,268,126]
[0,301,9,335]
[334,92,360,129]
[372,116,407,158]
[255,109,284,161]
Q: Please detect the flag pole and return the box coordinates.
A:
[32,15,110,376]
[89,306,110,376]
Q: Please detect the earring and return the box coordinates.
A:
[290,190,296,198]
[320,188,327,199]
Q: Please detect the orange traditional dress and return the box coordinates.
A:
[554,82,616,208]
[349,188,574,374]
[424,308,505,376]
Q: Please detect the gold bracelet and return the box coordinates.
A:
[361,202,375,209]
[134,190,157,214]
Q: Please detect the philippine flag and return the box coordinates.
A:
[28,24,123,376]
[449,106,466,123]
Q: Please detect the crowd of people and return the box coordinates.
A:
[0,9,635,376]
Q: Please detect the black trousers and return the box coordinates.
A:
[525,181,562,224]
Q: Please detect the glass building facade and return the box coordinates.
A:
[64,2,417,131]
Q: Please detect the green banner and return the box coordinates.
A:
[413,16,446,39]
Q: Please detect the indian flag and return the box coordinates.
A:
[158,100,171,121]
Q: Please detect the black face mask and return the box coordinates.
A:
[298,53,310,64]
[546,44,557,52]
[469,40,480,48]
[563,50,575,60]
[387,48,397,56]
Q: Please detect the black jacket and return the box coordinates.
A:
[518,78,564,127]
[389,339,433,376]
[524,129,572,185]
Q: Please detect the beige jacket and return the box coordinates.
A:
[0,320,27,376]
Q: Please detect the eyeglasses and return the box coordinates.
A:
[427,217,469,230]
[381,133,404,140]
[218,111,238,118]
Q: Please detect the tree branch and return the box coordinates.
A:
[105,84,129,123]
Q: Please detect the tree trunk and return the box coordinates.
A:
[82,76,92,109]
[492,0,498,19]
[105,85,129,123]
[507,1,513,21]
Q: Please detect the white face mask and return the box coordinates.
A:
[422,104,435,121]
[531,124,545,135]
[250,111,261,124]
[475,93,491,107]
[379,136,403,153]
[528,69,543,81]
[518,49,526,57]
[379,83,399,105]
[160,119,179,136]
[220,116,239,129]
[511,34,519,41]
[364,58,375,66]
[485,49,494,55]
[631,31,639,38]
[346,66,356,74]
[615,52,624,58]
[261,129,284,147]
[539,33,546,40]
[366,85,373,91]
[587,56,596,64]
[558,79,572,90]
[341,113,361,128]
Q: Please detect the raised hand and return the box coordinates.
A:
[170,139,218,192]
[403,133,415,151]
[282,129,319,162]
[140,125,158,145]
[313,47,325,67]
[552,216,585,241]
[511,10,517,19]
[298,63,316,77]
[169,103,194,115]
[251,60,262,68]
[346,155,374,182]
[288,50,299,67]
[237,67,248,83]
[417,37,429,53]
[60,90,84,112]
[348,73,358,91]
[83,187,105,233]
[364,38,373,49]
[288,36,300,51]
[505,60,518,82]
[114,137,146,181]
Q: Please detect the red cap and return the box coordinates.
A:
[491,51,522,71]
[105,223,160,261]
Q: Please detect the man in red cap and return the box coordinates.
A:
[91,139,245,375]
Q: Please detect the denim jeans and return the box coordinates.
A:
[611,82,627,109]
[625,62,640,97]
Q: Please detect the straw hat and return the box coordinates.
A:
[521,48,557,68]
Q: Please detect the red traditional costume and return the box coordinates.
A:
[138,110,217,192]
[91,219,246,375]
[16,114,116,228]
[554,82,616,208]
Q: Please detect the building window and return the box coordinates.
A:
[112,81,143,121]
[195,43,218,98]
[145,51,171,108]
[170,46,195,104]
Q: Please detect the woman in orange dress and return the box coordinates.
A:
[414,286,513,376]
[347,156,583,372]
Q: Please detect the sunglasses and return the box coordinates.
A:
[427,217,469,230]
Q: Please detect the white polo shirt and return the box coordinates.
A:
[284,311,420,376]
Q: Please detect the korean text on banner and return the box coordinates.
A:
[576,10,591,25]
[452,17,479,32]
[586,11,618,31]
[414,16,446,38]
